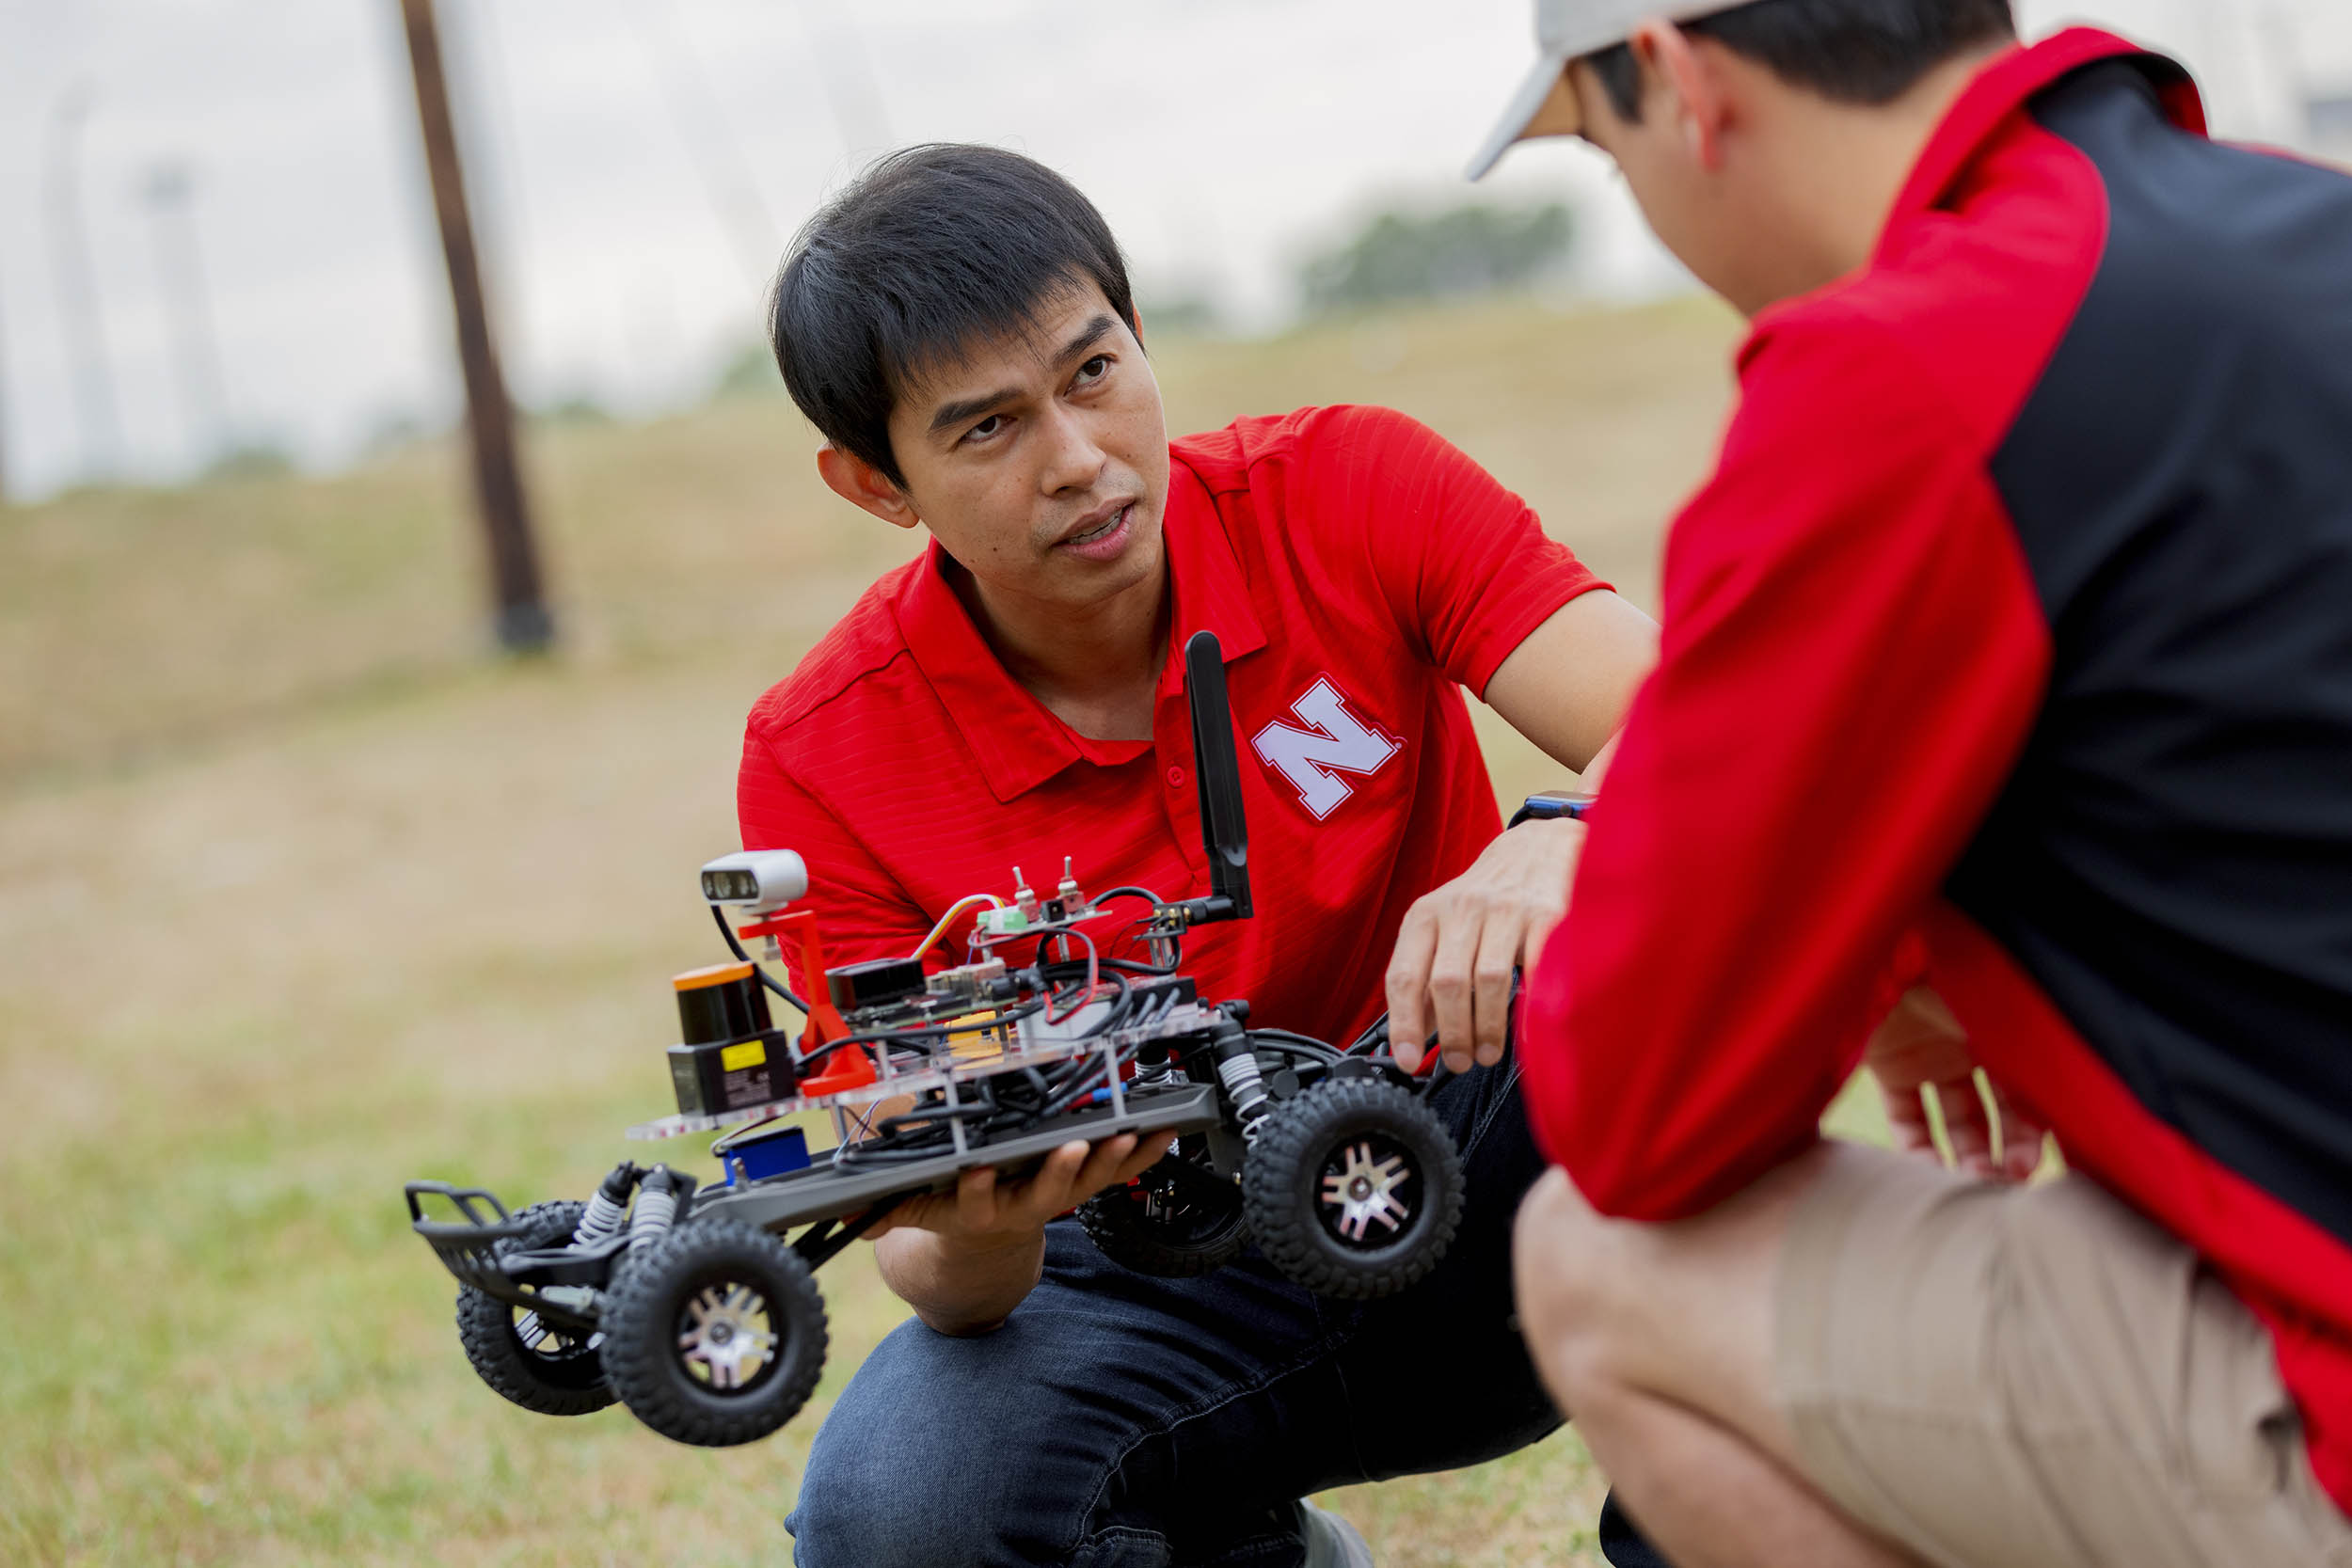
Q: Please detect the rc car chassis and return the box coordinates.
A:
[406,632,1465,1448]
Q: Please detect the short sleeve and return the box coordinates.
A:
[738,722,931,968]
[1294,405,1606,696]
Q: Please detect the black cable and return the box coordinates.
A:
[794,998,1047,1068]
[711,904,809,1012]
[1099,956,1179,976]
[1247,1028,1345,1066]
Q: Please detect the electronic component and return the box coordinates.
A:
[718,1125,811,1184]
[669,962,791,1116]
[674,961,771,1044]
[926,957,1009,1006]
[825,956,927,1012]
[699,849,808,911]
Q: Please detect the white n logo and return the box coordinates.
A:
[1251,679,1401,820]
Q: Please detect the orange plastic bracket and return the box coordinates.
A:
[737,909,874,1094]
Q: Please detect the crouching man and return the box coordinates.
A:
[1479,3,2352,1566]
[744,146,1673,1565]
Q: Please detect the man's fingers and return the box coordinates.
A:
[1991,1084,2048,1181]
[1018,1139,1093,1220]
[1384,904,1440,1073]
[1882,1079,1939,1155]
[1112,1135,1172,1186]
[1935,1076,1997,1177]
[1069,1134,1142,1205]
[1470,917,1519,1068]
[954,1163,1002,1233]
[1426,907,1485,1072]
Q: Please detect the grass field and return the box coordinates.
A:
[0,294,1884,1566]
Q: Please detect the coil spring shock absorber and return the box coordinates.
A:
[1212,1025,1273,1140]
[570,1162,644,1246]
[1132,1033,1175,1092]
[627,1166,686,1252]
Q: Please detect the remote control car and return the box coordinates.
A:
[405,632,1465,1448]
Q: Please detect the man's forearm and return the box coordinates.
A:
[875,1226,1047,1336]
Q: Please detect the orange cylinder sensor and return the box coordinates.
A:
[668,963,793,1116]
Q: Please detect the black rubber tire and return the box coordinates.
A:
[1079,1159,1249,1277]
[599,1217,827,1448]
[1241,1079,1463,1300]
[453,1199,617,1417]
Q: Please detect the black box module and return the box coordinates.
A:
[826,956,927,1012]
[669,1036,789,1116]
[669,962,794,1115]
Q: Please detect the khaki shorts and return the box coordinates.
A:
[1775,1149,2352,1568]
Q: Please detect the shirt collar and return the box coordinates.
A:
[1883,28,2203,247]
[892,457,1268,804]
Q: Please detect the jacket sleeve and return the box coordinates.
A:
[737,722,931,968]
[1516,311,2051,1221]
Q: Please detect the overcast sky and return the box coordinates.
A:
[2,0,2346,497]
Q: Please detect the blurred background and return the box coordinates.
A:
[3,3,2346,1564]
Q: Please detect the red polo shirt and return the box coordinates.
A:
[739,404,1604,1047]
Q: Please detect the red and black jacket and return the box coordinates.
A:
[1520,30,2352,1511]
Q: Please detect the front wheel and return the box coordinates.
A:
[599,1217,828,1447]
[453,1199,616,1417]
[1241,1080,1463,1300]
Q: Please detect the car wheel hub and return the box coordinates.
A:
[676,1283,777,1390]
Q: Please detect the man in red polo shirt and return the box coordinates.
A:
[1476,3,2352,1566]
[744,146,1662,1567]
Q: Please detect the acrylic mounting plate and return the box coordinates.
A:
[624,1001,1225,1141]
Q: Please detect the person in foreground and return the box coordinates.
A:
[741,145,1670,1566]
[1469,1,2352,1565]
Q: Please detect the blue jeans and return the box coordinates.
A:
[787,1061,1667,1567]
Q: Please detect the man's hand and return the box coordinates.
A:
[1867,986,2045,1181]
[1387,816,1585,1075]
[866,1133,1167,1244]
[866,1132,1168,1335]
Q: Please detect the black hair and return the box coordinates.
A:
[1585,0,2016,123]
[767,144,1138,488]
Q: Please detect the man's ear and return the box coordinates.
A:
[1629,20,1729,172]
[816,443,921,531]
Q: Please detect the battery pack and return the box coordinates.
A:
[669,1035,794,1117]
[721,1124,812,1184]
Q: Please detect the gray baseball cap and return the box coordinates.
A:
[1467,0,1740,178]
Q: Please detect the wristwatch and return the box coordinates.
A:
[1507,790,1596,831]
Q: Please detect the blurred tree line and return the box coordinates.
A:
[1299,200,1574,316]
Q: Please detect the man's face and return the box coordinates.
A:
[884,281,1170,614]
[1570,57,1755,311]
[1566,47,1795,319]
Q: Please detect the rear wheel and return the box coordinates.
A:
[1080,1155,1248,1277]
[1241,1080,1463,1300]
[600,1217,827,1447]
[453,1200,616,1417]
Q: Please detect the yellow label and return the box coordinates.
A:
[721,1039,766,1072]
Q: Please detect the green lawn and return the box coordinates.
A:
[0,295,1894,1567]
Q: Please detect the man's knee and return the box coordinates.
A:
[787,1320,1036,1568]
[1512,1166,1645,1417]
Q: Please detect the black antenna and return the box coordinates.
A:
[1177,630,1252,926]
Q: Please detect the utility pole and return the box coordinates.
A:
[396,0,553,654]
[139,163,235,469]
[47,83,123,482]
